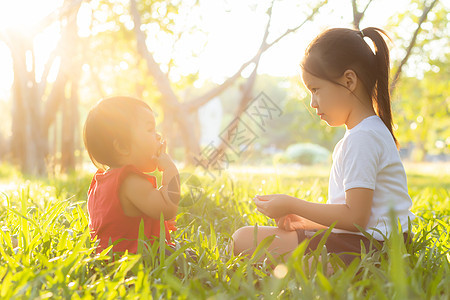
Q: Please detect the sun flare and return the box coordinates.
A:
[0,0,63,32]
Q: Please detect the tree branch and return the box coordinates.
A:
[37,45,61,99]
[33,0,84,35]
[361,0,373,16]
[390,0,439,95]
[130,0,181,111]
[184,0,327,112]
[267,0,326,48]
[182,0,275,113]
[42,0,82,133]
[352,0,374,29]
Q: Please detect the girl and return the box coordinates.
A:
[83,96,179,254]
[231,27,415,266]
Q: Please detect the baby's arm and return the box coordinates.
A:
[120,152,180,221]
[154,140,180,208]
[157,155,180,208]
[120,170,179,220]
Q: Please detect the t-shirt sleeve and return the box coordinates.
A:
[342,131,381,191]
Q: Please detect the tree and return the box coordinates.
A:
[129,0,327,166]
[0,0,83,175]
[389,0,449,160]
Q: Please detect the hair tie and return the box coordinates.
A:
[360,30,365,38]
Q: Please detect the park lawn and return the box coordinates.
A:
[0,163,449,299]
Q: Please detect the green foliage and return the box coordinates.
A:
[393,56,450,160]
[387,0,450,161]
[280,80,346,151]
[0,165,449,298]
[274,143,331,165]
[0,163,22,181]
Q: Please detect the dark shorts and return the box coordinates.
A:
[296,229,412,265]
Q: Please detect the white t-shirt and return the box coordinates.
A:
[328,115,415,240]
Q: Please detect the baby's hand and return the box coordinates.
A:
[156,139,166,157]
[276,214,306,231]
[154,140,174,171]
[166,218,177,231]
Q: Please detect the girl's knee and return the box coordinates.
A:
[231,226,254,256]
[11,237,18,248]
[307,256,335,276]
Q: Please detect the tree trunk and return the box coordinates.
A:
[60,1,81,173]
[9,34,46,175]
[0,132,6,159]
[10,52,26,168]
[61,79,80,172]
[4,0,82,175]
[213,63,260,164]
[130,0,202,165]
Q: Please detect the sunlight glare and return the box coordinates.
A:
[0,42,13,101]
[0,0,62,31]
[25,51,33,72]
[0,0,63,90]
[273,263,288,279]
[77,2,93,38]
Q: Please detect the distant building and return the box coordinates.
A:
[198,97,223,146]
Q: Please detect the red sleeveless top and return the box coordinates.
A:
[87,165,176,253]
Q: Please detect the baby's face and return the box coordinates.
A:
[128,107,162,172]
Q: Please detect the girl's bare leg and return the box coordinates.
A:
[231,226,298,260]
[231,226,335,275]
[11,237,18,248]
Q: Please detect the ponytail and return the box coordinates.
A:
[361,27,398,148]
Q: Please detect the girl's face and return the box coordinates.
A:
[127,107,162,172]
[301,70,353,127]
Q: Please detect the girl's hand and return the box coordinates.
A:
[253,194,293,219]
[275,214,307,231]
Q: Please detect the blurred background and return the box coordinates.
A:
[0,0,448,176]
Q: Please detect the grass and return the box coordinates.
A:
[0,162,449,299]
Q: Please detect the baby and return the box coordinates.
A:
[83,96,179,254]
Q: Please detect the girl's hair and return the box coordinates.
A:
[83,96,153,170]
[301,27,398,148]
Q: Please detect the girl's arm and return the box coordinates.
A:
[254,188,373,232]
[302,218,328,230]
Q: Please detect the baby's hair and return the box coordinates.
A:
[301,27,398,148]
[83,96,153,170]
